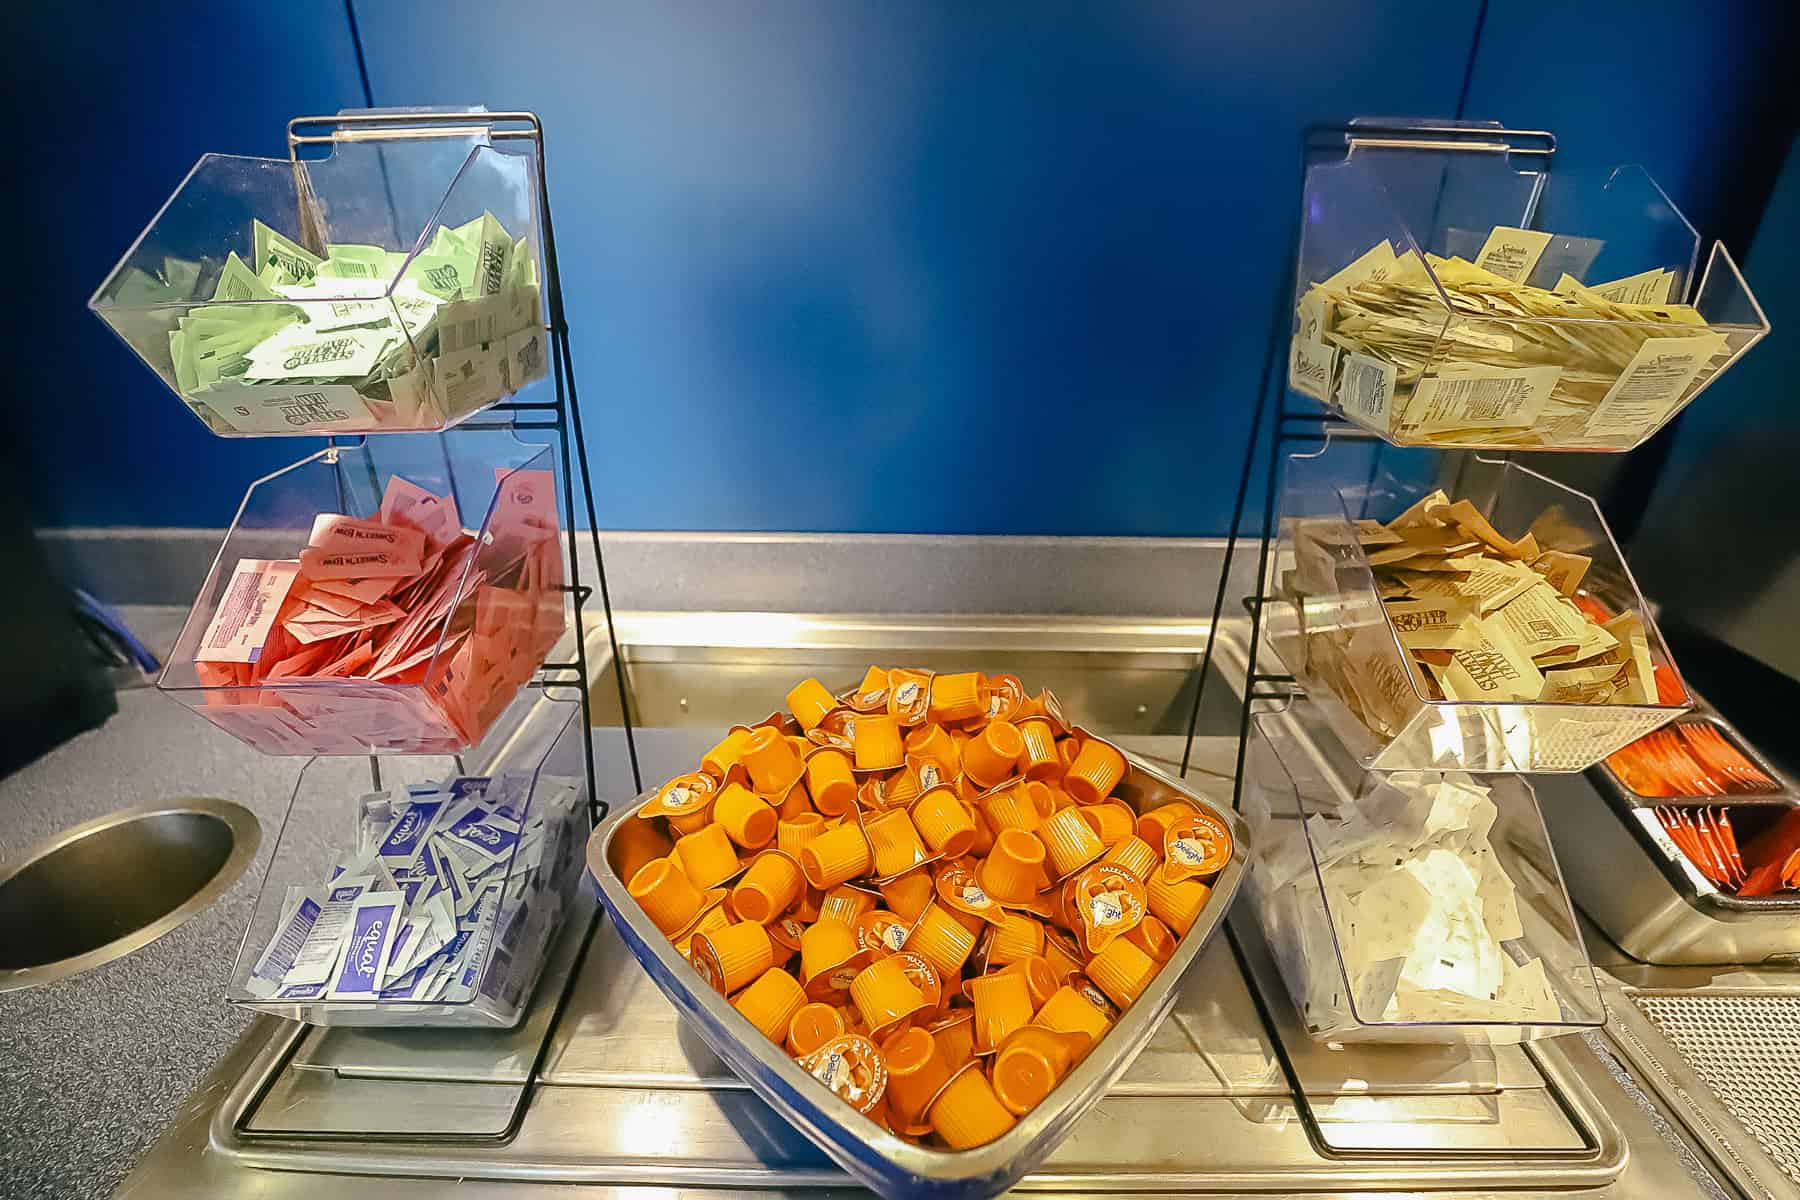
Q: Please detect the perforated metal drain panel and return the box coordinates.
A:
[1634,993,1800,1185]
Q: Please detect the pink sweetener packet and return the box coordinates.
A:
[263,639,344,679]
[316,640,377,678]
[299,545,420,581]
[196,559,301,664]
[369,629,469,681]
[310,574,405,605]
[309,513,426,568]
[483,468,559,576]
[290,580,365,618]
[379,477,464,551]
[284,603,407,646]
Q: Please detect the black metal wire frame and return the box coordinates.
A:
[288,110,645,826]
[1177,116,1557,802]
[1172,118,1561,1160]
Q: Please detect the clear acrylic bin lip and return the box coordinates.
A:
[1291,148,1771,452]
[158,430,567,756]
[225,696,589,1028]
[588,743,1251,1200]
[1243,700,1605,1045]
[1267,432,1691,773]
[88,133,549,437]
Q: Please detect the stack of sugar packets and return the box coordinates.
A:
[243,770,582,1010]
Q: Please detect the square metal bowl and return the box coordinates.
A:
[587,743,1250,1200]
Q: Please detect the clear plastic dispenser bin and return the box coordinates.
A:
[228,696,588,1027]
[158,430,566,754]
[89,135,548,436]
[1288,136,1768,450]
[1264,434,1688,772]
[1242,701,1603,1045]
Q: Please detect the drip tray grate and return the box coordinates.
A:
[1633,992,1800,1186]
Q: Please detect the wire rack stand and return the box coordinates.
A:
[1175,118,1557,809]
[288,109,643,824]
[1173,120,1570,1160]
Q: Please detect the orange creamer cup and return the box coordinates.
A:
[675,900,733,958]
[979,828,1049,905]
[880,869,936,924]
[886,669,933,724]
[853,713,905,772]
[1017,719,1061,780]
[928,671,987,723]
[982,783,1043,835]
[904,721,960,778]
[905,903,979,980]
[1081,801,1137,849]
[1146,869,1211,935]
[929,1063,1017,1149]
[804,748,858,816]
[995,955,1060,1009]
[1162,809,1234,882]
[786,677,838,732]
[731,851,805,924]
[629,856,709,936]
[967,970,1035,1052]
[992,1024,1085,1116]
[802,1033,889,1115]
[882,767,924,811]
[1137,799,1200,846]
[610,816,673,886]
[926,1009,977,1068]
[1086,937,1157,1009]
[856,909,914,960]
[963,720,1024,789]
[1102,834,1161,884]
[1126,914,1179,963]
[867,809,930,879]
[1034,984,1112,1043]
[666,805,716,838]
[733,966,807,1042]
[1039,806,1107,877]
[776,780,814,820]
[701,727,755,779]
[819,884,879,926]
[692,920,776,994]
[910,786,978,858]
[884,1026,954,1131]
[742,726,806,795]
[777,811,830,859]
[1064,737,1126,805]
[798,822,873,889]
[988,910,1047,965]
[714,781,778,850]
[1041,926,1086,983]
[788,1001,848,1057]
[800,918,866,992]
[968,805,996,857]
[851,665,890,711]
[674,821,742,889]
[849,956,928,1036]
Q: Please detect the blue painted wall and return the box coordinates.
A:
[1629,134,1800,679]
[15,0,368,529]
[18,3,1797,534]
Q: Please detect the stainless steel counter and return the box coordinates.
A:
[110,615,1721,1198]
[0,559,1768,1198]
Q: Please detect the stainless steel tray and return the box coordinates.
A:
[1543,709,1800,965]
[588,743,1251,1200]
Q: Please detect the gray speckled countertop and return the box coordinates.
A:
[0,684,306,1200]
